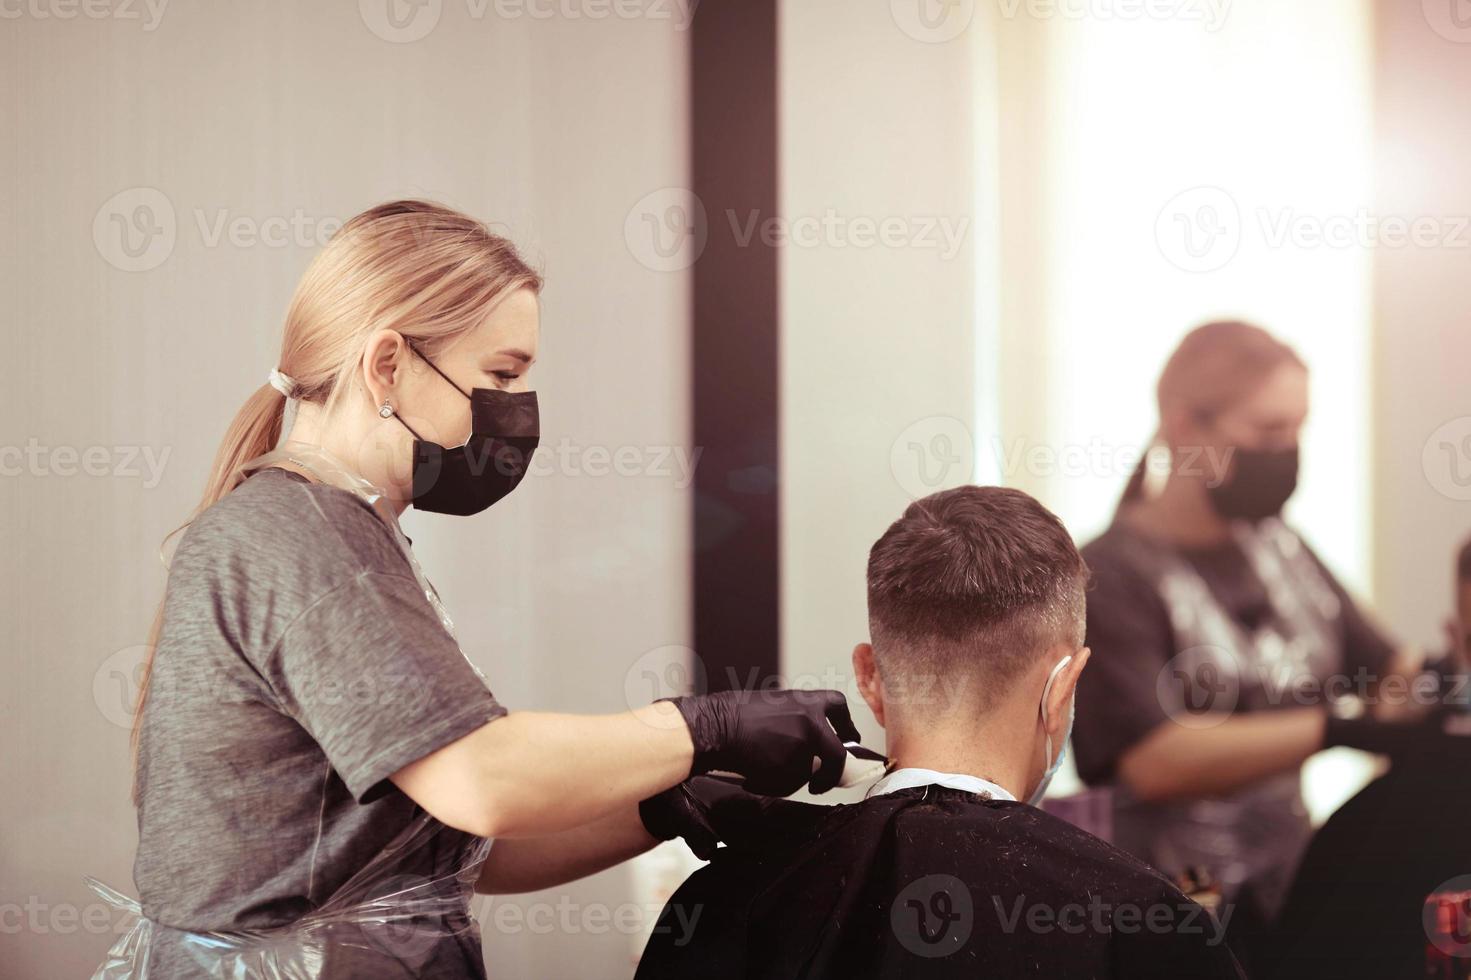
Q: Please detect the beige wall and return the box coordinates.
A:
[0,5,690,977]
[777,0,990,761]
[1372,0,1471,649]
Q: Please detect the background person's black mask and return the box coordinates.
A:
[1206,444,1299,522]
[391,343,540,516]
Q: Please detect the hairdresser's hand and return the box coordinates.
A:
[639,776,766,860]
[1324,703,1471,763]
[665,689,861,796]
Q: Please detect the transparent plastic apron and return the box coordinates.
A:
[85,442,494,979]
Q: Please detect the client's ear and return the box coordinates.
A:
[1042,646,1091,736]
[852,642,887,729]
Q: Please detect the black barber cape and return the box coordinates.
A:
[1260,718,1471,980]
[635,785,1246,979]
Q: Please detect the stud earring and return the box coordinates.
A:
[378,399,394,419]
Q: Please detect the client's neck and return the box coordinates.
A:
[884,697,1037,801]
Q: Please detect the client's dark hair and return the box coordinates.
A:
[1458,537,1471,584]
[866,486,1087,706]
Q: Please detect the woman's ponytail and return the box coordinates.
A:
[198,384,291,514]
[129,383,290,804]
[1115,439,1153,518]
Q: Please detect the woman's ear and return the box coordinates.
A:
[361,329,410,405]
[852,642,887,729]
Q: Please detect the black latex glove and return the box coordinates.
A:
[639,776,768,860]
[665,688,861,795]
[1324,705,1471,761]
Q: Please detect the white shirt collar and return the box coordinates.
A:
[864,767,1017,803]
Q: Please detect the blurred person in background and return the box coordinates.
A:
[1072,321,1432,966]
[1440,538,1471,678]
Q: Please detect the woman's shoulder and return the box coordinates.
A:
[1080,520,1189,617]
[1081,520,1157,578]
[175,467,409,583]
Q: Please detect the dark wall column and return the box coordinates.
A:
[690,0,781,693]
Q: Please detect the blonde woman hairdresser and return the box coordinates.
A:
[1071,322,1430,965]
[101,201,860,978]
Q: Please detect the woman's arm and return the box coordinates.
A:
[473,804,657,895]
[1301,537,1426,719]
[1116,708,1327,802]
[391,702,692,839]
[390,689,858,840]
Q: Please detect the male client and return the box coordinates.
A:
[637,486,1245,978]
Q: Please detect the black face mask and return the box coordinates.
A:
[390,344,540,516]
[1206,444,1299,522]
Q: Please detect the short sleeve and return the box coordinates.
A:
[1073,548,1177,785]
[263,570,508,803]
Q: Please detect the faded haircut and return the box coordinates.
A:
[866,485,1088,710]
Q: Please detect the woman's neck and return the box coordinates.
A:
[1124,474,1232,549]
[275,407,412,522]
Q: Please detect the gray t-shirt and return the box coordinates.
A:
[133,466,507,977]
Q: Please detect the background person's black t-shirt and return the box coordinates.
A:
[1073,519,1396,785]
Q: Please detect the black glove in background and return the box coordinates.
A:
[665,689,861,795]
[1323,704,1471,763]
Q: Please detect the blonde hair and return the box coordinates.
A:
[1117,320,1305,514]
[130,201,542,802]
